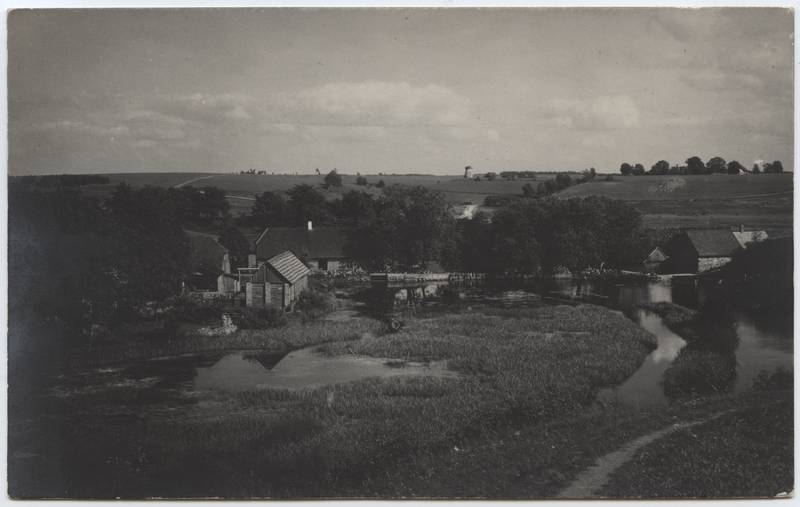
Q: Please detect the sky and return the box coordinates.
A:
[7,8,794,175]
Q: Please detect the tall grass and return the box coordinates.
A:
[42,303,659,498]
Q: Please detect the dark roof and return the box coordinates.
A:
[256,226,347,260]
[267,250,311,284]
[186,230,228,271]
[685,229,742,257]
[645,247,668,262]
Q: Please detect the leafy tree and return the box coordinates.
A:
[706,156,727,174]
[286,184,332,226]
[324,169,342,188]
[485,172,497,181]
[752,163,761,174]
[218,225,251,269]
[633,163,646,176]
[376,179,386,188]
[250,191,288,227]
[764,160,784,173]
[334,190,377,226]
[355,176,368,186]
[650,160,670,175]
[345,185,455,271]
[727,160,746,175]
[620,163,633,176]
[686,156,706,175]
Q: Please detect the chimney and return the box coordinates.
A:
[248,254,257,268]
[307,221,313,231]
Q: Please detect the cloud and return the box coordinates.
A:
[680,68,764,92]
[275,80,472,127]
[544,95,640,129]
[154,93,253,124]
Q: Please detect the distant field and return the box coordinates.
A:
[558,174,793,201]
[75,172,539,207]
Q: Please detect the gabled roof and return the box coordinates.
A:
[186,230,228,271]
[645,247,669,262]
[267,250,311,285]
[685,229,742,258]
[732,231,768,249]
[256,226,347,260]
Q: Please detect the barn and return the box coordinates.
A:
[245,250,311,309]
[664,229,743,273]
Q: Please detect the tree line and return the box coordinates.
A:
[620,156,784,176]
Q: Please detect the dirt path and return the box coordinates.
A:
[173,175,216,188]
[556,410,734,498]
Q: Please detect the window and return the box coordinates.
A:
[318,259,328,271]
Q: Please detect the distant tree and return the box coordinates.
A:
[554,173,572,189]
[486,172,497,181]
[686,156,706,175]
[632,163,645,175]
[286,184,332,225]
[356,176,368,186]
[620,163,633,176]
[324,169,342,188]
[752,163,762,174]
[764,160,784,173]
[251,191,288,227]
[376,179,386,188]
[218,225,251,269]
[335,190,377,226]
[706,156,727,174]
[650,160,670,175]
[727,160,746,175]
[474,175,482,182]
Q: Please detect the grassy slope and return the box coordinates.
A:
[559,174,793,233]
[599,393,793,498]
[9,304,657,499]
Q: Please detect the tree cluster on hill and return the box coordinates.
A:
[499,171,538,180]
[621,157,785,176]
[516,168,596,200]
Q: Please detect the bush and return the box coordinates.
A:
[376,180,386,188]
[296,288,336,321]
[230,307,288,329]
[168,298,225,325]
[356,176,368,186]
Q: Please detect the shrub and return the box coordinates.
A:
[356,176,368,186]
[376,179,386,188]
[230,307,288,329]
[296,288,336,321]
[168,298,225,325]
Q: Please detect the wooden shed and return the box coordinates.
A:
[246,250,311,309]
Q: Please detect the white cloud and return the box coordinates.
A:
[276,80,472,127]
[544,95,640,130]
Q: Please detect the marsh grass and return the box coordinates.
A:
[20,303,666,498]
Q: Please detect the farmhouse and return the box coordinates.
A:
[245,250,310,309]
[643,246,669,273]
[255,222,349,272]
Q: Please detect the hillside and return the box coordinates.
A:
[558,174,793,234]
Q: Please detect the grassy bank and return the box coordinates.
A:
[11,304,657,498]
[600,391,793,498]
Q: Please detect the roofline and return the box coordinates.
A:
[255,227,269,247]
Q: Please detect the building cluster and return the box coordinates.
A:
[186,221,348,309]
[643,225,768,274]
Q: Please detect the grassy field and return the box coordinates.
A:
[9,304,658,499]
